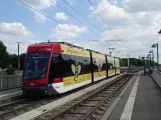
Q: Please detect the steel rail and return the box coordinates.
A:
[34,73,134,120]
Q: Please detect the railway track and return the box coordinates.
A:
[0,95,64,120]
[34,74,134,120]
[0,78,103,120]
[0,77,116,120]
[121,70,140,73]
[0,73,134,120]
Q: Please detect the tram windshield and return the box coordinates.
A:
[23,52,50,81]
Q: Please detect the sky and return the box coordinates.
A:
[1,0,161,63]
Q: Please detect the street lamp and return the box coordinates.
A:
[147,53,151,69]
[15,42,21,74]
[152,43,159,70]
[149,50,154,69]
[127,54,130,67]
[139,56,146,75]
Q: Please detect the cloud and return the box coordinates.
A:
[0,22,33,54]
[50,24,88,42]
[89,0,159,26]
[0,22,32,40]
[122,0,161,13]
[101,25,161,59]
[88,0,161,62]
[20,0,52,9]
[66,0,76,6]
[5,43,27,54]
[34,11,47,22]
[17,0,56,21]
[55,12,68,20]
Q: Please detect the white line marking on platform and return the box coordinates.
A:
[120,71,141,120]
[0,91,22,98]
[101,72,137,120]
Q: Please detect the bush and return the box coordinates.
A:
[6,66,15,75]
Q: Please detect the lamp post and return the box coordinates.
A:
[15,42,21,74]
[140,56,152,75]
[127,54,130,67]
[152,43,159,70]
[147,54,151,69]
[139,56,145,75]
[149,50,154,69]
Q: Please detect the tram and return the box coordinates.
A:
[21,42,120,96]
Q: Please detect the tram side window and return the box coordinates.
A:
[49,54,62,83]
[62,55,91,76]
[115,60,120,69]
[92,58,106,72]
[108,60,111,70]
[61,55,73,77]
[112,60,115,69]
[83,59,91,74]
[49,54,92,83]
[92,59,98,72]
[53,54,62,77]
[108,60,114,70]
[102,60,106,71]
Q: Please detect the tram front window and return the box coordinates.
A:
[23,52,50,81]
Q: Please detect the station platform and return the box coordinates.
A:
[0,88,22,98]
[104,72,161,120]
[0,88,22,106]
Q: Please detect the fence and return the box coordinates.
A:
[0,74,22,90]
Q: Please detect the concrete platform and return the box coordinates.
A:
[0,88,23,106]
[0,88,22,99]
[103,72,161,120]
[0,88,21,97]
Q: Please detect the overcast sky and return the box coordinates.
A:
[0,0,161,62]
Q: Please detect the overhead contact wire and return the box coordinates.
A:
[17,0,92,40]
[50,0,110,43]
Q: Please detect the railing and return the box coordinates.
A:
[0,74,22,90]
[150,70,161,87]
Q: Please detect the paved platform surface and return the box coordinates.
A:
[0,88,22,99]
[107,73,161,120]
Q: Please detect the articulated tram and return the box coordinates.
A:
[22,42,120,96]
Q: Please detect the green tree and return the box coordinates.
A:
[9,53,26,70]
[0,41,9,69]
[120,58,145,66]
[120,58,127,66]
[6,66,15,75]
[20,53,26,70]
[9,54,18,70]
